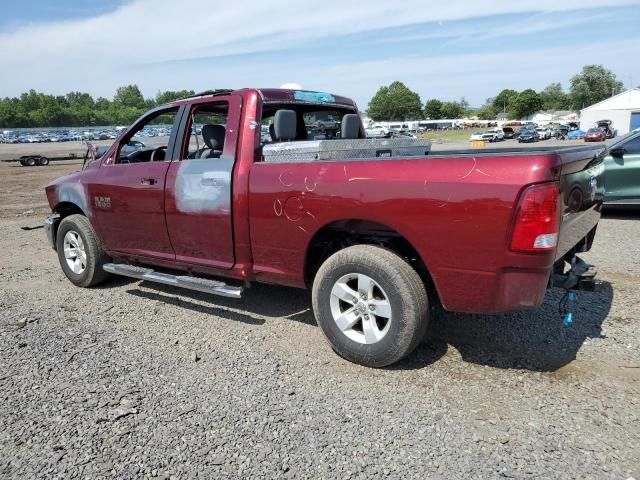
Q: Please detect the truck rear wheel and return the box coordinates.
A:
[56,214,110,287]
[38,156,50,166]
[312,245,429,367]
[25,157,36,166]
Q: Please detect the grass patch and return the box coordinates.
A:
[419,129,484,143]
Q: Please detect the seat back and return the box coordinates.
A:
[273,110,297,141]
[197,124,226,158]
[341,114,362,139]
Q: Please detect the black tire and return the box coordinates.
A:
[19,159,27,166]
[56,214,110,287]
[25,157,36,166]
[38,156,50,166]
[312,245,429,367]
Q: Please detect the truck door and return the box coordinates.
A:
[89,106,183,260]
[164,97,241,269]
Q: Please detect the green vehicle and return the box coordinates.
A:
[603,129,640,206]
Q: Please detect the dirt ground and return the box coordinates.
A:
[0,149,638,478]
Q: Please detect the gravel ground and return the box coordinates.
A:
[0,157,639,479]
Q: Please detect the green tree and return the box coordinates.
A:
[367,81,422,121]
[570,65,623,109]
[155,89,196,104]
[0,86,190,128]
[95,97,111,110]
[423,99,443,119]
[66,91,95,109]
[113,84,145,109]
[475,104,497,120]
[492,89,518,114]
[540,82,569,111]
[508,89,544,119]
[459,97,470,113]
[440,101,466,119]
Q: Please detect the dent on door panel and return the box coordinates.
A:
[174,156,233,214]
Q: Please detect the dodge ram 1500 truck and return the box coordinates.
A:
[44,88,606,367]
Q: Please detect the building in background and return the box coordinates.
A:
[580,88,640,135]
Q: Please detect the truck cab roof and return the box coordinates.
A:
[170,88,358,109]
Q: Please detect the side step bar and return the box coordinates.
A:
[103,263,242,299]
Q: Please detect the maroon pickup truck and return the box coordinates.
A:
[44,88,606,367]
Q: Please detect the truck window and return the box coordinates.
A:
[116,107,179,164]
[183,103,229,159]
[260,106,356,145]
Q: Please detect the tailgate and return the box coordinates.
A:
[555,145,607,260]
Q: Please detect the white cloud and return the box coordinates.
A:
[0,0,639,101]
[324,40,640,106]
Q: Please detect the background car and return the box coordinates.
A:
[470,131,500,142]
[584,128,606,142]
[553,125,571,138]
[365,125,387,137]
[602,129,640,206]
[536,127,551,140]
[485,128,504,141]
[597,120,617,139]
[567,129,586,140]
[518,128,539,143]
[502,127,517,139]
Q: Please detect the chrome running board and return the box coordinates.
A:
[103,263,242,299]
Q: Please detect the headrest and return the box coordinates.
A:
[274,110,297,141]
[341,114,361,139]
[201,124,225,150]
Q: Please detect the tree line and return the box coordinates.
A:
[0,85,195,128]
[367,65,625,121]
[0,64,627,127]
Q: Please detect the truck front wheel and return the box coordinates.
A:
[312,245,429,367]
[56,214,110,287]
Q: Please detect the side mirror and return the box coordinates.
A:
[609,147,625,158]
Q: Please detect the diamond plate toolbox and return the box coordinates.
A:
[263,138,432,163]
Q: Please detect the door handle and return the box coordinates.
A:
[140,178,158,186]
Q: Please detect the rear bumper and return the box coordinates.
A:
[44,215,60,250]
[434,266,551,314]
[435,223,599,314]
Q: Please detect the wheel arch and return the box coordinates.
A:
[53,201,86,219]
[303,218,441,306]
[48,202,88,250]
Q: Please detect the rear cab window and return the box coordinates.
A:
[259,106,359,146]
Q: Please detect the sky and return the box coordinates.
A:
[1,0,640,109]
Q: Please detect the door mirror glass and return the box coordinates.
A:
[609,147,625,158]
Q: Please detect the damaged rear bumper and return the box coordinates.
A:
[551,254,602,292]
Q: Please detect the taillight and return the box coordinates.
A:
[510,182,560,253]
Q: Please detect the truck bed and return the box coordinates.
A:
[249,143,607,313]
